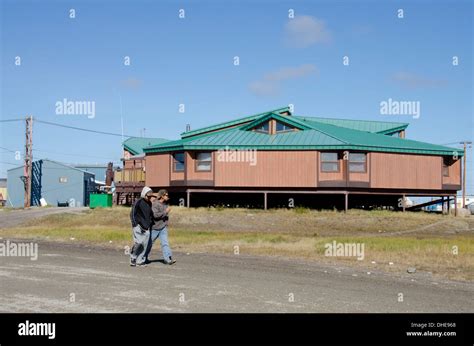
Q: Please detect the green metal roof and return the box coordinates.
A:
[144,110,463,157]
[295,116,409,134]
[123,137,170,155]
[180,106,291,138]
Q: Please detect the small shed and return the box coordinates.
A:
[7,159,95,208]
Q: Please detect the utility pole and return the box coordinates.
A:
[460,140,472,208]
[24,115,33,208]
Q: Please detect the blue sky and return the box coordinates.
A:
[1,0,473,193]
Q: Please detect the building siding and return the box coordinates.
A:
[214,151,317,187]
[370,153,442,189]
[146,154,170,187]
[145,150,459,191]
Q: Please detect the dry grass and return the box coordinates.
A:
[1,206,473,281]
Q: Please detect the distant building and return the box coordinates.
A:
[451,196,474,209]
[7,159,95,208]
[73,164,109,183]
[0,178,7,206]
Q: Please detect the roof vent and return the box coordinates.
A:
[186,124,191,132]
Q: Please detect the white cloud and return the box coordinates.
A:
[284,15,332,48]
[120,78,143,89]
[392,72,448,88]
[249,81,279,97]
[264,64,317,81]
[249,64,318,97]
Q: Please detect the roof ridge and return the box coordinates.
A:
[365,132,461,151]
[240,112,310,131]
[124,137,170,155]
[295,115,409,126]
[294,120,350,144]
[181,106,290,138]
[38,159,95,175]
[149,113,351,150]
[145,125,245,151]
[122,137,169,145]
[312,121,461,152]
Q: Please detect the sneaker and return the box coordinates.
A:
[137,262,148,267]
[165,257,176,265]
[130,258,136,267]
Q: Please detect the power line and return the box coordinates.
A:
[0,146,18,153]
[33,148,119,161]
[0,161,21,166]
[4,116,142,138]
[439,142,460,146]
[0,145,119,161]
[0,118,24,123]
[439,142,473,147]
[35,119,137,138]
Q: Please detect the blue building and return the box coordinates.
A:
[7,159,95,208]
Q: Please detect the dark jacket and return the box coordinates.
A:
[151,200,169,230]
[130,198,154,230]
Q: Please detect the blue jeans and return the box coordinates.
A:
[145,226,172,262]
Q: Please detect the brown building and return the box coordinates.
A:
[139,107,463,211]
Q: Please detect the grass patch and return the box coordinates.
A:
[293,207,310,214]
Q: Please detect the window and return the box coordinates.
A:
[254,122,269,133]
[173,153,185,172]
[275,121,293,132]
[349,153,367,173]
[443,157,450,177]
[196,152,212,171]
[321,152,339,172]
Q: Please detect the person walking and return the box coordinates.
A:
[129,186,154,267]
[145,189,176,265]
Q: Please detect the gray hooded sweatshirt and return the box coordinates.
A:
[151,200,169,230]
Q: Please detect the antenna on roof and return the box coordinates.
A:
[186,124,191,132]
[119,93,124,143]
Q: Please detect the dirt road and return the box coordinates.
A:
[0,240,472,313]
